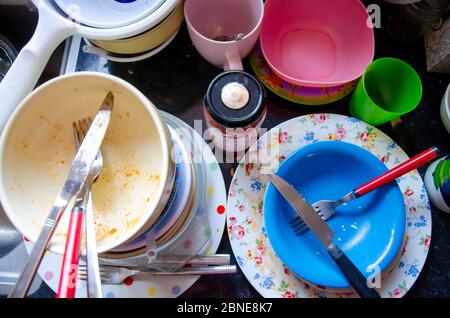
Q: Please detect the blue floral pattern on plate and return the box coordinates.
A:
[227,114,432,298]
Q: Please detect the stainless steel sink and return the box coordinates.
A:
[0,2,67,297]
[0,210,42,296]
[0,213,22,259]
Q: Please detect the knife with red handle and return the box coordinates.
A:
[56,196,86,298]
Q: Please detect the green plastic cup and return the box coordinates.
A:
[349,58,422,126]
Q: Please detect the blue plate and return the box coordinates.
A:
[264,141,406,289]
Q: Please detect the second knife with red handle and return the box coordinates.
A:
[56,206,84,298]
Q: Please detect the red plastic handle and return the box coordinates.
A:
[354,147,440,197]
[56,208,84,298]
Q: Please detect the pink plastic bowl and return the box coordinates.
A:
[260,0,375,87]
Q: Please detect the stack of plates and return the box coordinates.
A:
[108,126,195,254]
[100,114,207,263]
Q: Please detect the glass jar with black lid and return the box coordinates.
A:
[203,70,267,154]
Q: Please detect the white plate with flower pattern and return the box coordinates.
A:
[227,113,431,298]
[24,113,227,298]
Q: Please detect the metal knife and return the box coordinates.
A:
[98,254,231,268]
[85,189,103,298]
[268,174,381,298]
[8,92,114,298]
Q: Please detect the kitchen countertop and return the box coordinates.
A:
[2,1,450,298]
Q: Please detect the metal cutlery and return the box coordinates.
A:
[176,254,230,266]
[84,190,103,298]
[56,174,87,298]
[56,118,105,298]
[98,254,231,269]
[77,265,237,285]
[268,174,381,298]
[291,147,440,235]
[8,92,114,298]
[76,118,104,299]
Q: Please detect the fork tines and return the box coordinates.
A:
[289,206,325,235]
[72,117,93,147]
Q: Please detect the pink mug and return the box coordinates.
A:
[184,0,264,71]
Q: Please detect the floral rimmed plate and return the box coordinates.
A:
[227,113,431,298]
[249,42,358,106]
[24,113,227,298]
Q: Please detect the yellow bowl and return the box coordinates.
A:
[100,161,196,260]
[92,1,185,55]
[0,72,175,254]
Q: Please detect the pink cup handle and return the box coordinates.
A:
[224,50,243,71]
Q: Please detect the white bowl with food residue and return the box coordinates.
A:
[0,72,174,254]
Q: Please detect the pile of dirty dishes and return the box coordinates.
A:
[0,73,210,271]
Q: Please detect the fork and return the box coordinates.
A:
[98,254,231,268]
[77,265,237,285]
[76,118,104,298]
[56,118,104,298]
[291,147,440,235]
